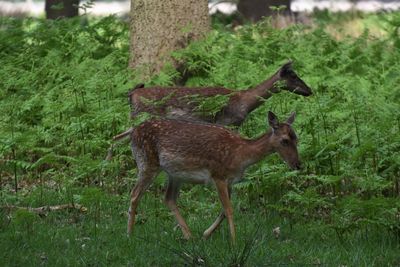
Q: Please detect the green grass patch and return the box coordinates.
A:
[1,187,399,266]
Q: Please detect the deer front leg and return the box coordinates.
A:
[127,169,157,236]
[165,178,192,239]
[203,185,232,239]
[214,179,235,243]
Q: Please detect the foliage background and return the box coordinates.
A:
[0,11,400,265]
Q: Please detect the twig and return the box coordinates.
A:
[1,204,87,216]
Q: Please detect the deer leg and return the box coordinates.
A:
[164,178,192,239]
[214,179,235,243]
[203,185,232,239]
[127,169,157,236]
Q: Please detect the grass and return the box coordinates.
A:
[1,185,399,266]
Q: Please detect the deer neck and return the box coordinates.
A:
[240,131,275,167]
[248,73,281,98]
[237,74,281,114]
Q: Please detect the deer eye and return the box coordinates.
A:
[280,139,290,146]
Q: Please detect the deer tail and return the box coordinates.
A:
[112,128,134,141]
[105,128,134,161]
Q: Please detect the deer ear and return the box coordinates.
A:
[286,112,296,125]
[268,111,279,130]
[279,60,293,77]
[283,60,293,69]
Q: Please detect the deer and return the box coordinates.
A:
[127,111,300,242]
[128,61,311,125]
[106,61,311,159]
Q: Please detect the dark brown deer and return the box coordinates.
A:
[106,61,311,158]
[129,61,311,126]
[127,111,300,242]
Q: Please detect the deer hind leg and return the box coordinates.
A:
[164,178,192,239]
[127,168,157,236]
[203,185,232,239]
[214,179,235,243]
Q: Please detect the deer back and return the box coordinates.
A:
[131,119,249,180]
[128,86,232,121]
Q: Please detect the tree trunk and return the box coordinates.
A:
[238,0,291,23]
[45,0,79,20]
[129,0,210,79]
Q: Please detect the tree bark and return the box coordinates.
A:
[129,0,210,79]
[238,0,291,23]
[45,0,79,20]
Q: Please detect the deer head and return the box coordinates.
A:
[278,61,312,97]
[268,111,301,170]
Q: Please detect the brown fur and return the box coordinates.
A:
[126,112,300,242]
[129,61,311,126]
[106,61,311,160]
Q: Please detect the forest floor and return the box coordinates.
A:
[1,185,399,266]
